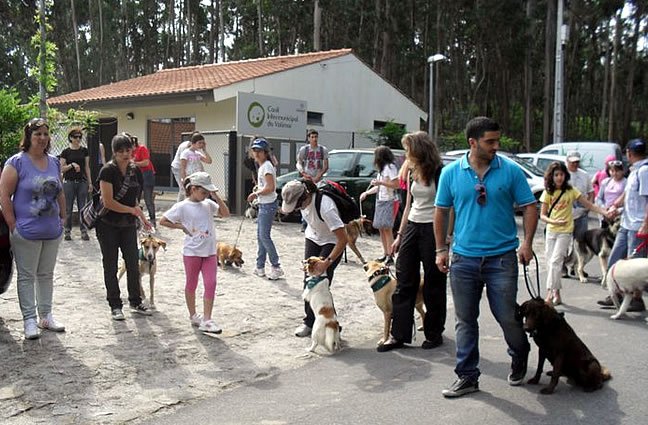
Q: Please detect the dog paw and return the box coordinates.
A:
[579,277,588,283]
[610,313,623,320]
[540,387,555,395]
[527,377,540,385]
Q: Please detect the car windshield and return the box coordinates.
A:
[325,152,356,177]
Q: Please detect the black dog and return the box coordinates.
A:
[573,218,620,283]
[518,298,611,394]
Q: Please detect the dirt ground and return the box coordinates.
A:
[0,210,396,424]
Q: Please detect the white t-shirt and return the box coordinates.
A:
[171,140,191,170]
[301,195,344,245]
[257,160,278,204]
[569,168,593,219]
[377,163,399,201]
[181,149,206,176]
[163,199,219,257]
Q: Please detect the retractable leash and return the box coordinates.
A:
[232,214,246,250]
[523,252,541,299]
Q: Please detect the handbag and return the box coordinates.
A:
[80,163,133,229]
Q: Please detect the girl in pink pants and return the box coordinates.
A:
[160,171,230,333]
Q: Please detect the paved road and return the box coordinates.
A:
[141,234,648,425]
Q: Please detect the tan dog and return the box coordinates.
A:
[363,260,425,345]
[344,216,373,263]
[302,256,341,353]
[118,235,166,309]
[216,242,245,268]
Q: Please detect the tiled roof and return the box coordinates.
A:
[48,49,353,106]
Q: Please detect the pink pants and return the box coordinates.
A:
[183,255,217,299]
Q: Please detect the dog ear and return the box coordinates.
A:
[159,240,167,250]
[363,263,369,272]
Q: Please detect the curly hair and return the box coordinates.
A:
[544,161,572,194]
[20,118,51,153]
[400,131,441,186]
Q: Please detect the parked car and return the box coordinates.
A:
[537,142,622,178]
[518,153,567,172]
[276,148,406,221]
[443,150,546,203]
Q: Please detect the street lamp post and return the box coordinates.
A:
[427,54,447,142]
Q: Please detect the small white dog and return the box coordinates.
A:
[604,257,648,320]
[302,257,341,354]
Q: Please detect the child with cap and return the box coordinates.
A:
[160,171,230,333]
[247,138,284,280]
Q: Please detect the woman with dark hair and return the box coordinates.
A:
[0,118,66,339]
[60,126,92,240]
[360,146,400,265]
[378,131,448,352]
[540,161,609,305]
[280,178,348,338]
[96,134,153,320]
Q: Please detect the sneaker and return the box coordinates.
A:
[130,304,153,316]
[267,266,284,280]
[597,295,621,308]
[421,335,443,350]
[508,356,528,386]
[627,297,646,312]
[81,232,90,241]
[199,319,222,334]
[24,318,40,340]
[294,324,312,337]
[253,268,266,277]
[38,313,65,332]
[442,377,479,398]
[111,308,125,321]
[190,313,203,327]
[64,232,72,241]
[376,335,405,352]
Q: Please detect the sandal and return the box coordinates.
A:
[376,336,404,353]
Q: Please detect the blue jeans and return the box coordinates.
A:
[9,229,62,321]
[608,227,646,267]
[63,180,88,233]
[449,250,530,381]
[256,201,280,269]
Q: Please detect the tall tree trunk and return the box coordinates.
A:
[218,0,224,61]
[70,0,82,89]
[542,0,556,146]
[379,0,391,77]
[185,0,191,64]
[372,0,380,68]
[313,0,321,51]
[257,0,265,55]
[98,0,104,84]
[523,0,535,151]
[607,10,621,142]
[38,0,47,117]
[599,19,611,141]
[621,6,642,143]
[209,0,216,63]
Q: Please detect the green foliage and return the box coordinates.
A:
[30,8,58,94]
[437,130,521,153]
[0,90,38,165]
[371,121,407,150]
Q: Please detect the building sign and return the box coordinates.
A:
[237,92,307,140]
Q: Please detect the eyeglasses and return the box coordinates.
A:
[28,118,48,129]
[70,135,82,140]
[475,183,486,206]
[608,160,623,167]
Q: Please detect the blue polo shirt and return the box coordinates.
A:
[435,153,536,257]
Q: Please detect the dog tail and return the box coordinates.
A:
[601,366,612,382]
[324,321,340,353]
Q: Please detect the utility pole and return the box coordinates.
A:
[553,0,568,144]
[38,0,47,118]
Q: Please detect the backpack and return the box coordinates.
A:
[314,180,360,224]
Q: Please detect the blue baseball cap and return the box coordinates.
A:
[627,138,646,155]
[251,138,269,151]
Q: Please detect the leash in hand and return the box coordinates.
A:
[522,252,541,299]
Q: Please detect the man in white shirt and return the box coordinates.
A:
[564,151,593,277]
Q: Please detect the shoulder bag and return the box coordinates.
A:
[80,163,134,229]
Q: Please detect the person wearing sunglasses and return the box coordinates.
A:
[60,127,92,241]
[0,118,66,339]
[433,117,538,398]
[595,159,626,228]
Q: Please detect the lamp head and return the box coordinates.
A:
[427,54,447,63]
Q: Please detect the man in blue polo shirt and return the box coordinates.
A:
[434,117,538,398]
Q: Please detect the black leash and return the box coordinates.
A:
[523,252,541,299]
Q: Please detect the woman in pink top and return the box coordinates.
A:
[592,154,616,198]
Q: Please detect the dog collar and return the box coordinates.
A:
[371,275,392,293]
[138,247,154,264]
[368,267,390,281]
[305,275,327,289]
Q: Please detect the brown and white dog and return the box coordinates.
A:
[302,257,341,354]
[574,218,620,283]
[216,242,245,268]
[518,298,611,394]
[344,216,373,263]
[604,257,648,319]
[363,260,425,345]
[118,235,166,309]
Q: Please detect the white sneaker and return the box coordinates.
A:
[190,313,203,327]
[24,318,40,340]
[294,324,312,337]
[199,319,222,334]
[38,313,66,332]
[253,268,265,277]
[267,266,284,280]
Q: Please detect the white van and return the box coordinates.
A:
[537,142,622,177]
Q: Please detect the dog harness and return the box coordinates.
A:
[305,275,328,289]
[369,267,391,293]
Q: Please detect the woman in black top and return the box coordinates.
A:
[96,134,152,320]
[59,127,92,240]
